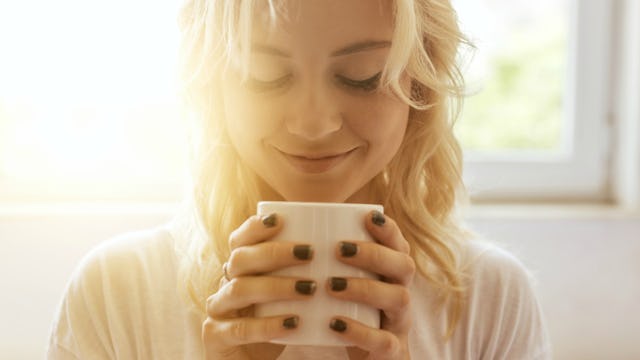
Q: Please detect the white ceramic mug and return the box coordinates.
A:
[255,201,382,346]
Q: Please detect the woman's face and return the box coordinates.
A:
[223,0,410,203]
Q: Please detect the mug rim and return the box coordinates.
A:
[258,201,383,209]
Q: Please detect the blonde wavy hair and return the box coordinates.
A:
[175,0,470,338]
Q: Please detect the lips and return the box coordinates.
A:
[276,148,356,174]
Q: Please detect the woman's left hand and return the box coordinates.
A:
[327,210,416,360]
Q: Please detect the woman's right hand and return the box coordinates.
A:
[202,213,316,360]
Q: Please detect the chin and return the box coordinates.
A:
[281,192,348,204]
[275,181,371,204]
[276,186,352,203]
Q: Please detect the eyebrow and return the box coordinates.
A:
[251,40,392,58]
[331,40,392,56]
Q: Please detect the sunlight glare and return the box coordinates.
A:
[0,0,185,201]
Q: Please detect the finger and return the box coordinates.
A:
[326,277,411,329]
[364,211,411,254]
[207,277,317,318]
[335,241,416,285]
[328,317,402,359]
[228,213,282,250]
[202,314,299,350]
[226,242,314,279]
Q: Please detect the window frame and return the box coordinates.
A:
[462,0,614,202]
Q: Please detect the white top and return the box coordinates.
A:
[47,225,552,359]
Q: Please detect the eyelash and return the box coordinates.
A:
[336,72,381,92]
[246,72,381,93]
[246,74,292,92]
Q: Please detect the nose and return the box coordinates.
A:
[285,82,343,140]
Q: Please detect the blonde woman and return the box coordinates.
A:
[48,0,551,359]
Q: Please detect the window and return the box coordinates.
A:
[454,0,614,201]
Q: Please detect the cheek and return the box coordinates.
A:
[223,88,281,147]
[346,94,409,148]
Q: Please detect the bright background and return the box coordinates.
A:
[1,0,639,359]
[0,0,185,202]
[455,0,569,152]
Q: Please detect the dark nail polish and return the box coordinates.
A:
[262,213,277,227]
[330,277,347,291]
[283,316,298,329]
[295,280,317,295]
[372,210,385,226]
[293,245,314,260]
[329,318,347,332]
[339,242,358,257]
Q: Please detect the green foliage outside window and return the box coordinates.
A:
[455,16,567,152]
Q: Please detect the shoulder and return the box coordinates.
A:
[73,226,176,285]
[456,239,552,359]
[59,226,179,313]
[460,239,542,318]
[57,225,180,319]
[85,225,176,263]
[462,240,536,292]
[48,226,180,358]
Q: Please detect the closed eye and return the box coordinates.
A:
[336,72,381,92]
[245,74,292,92]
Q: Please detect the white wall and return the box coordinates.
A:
[1,207,639,359]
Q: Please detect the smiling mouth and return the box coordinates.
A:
[277,148,356,174]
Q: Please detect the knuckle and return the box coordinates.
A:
[401,238,411,254]
[361,326,375,347]
[372,246,385,267]
[397,287,411,309]
[229,216,260,249]
[228,229,240,249]
[404,254,416,275]
[205,294,217,315]
[225,278,244,298]
[202,318,214,336]
[379,333,400,355]
[230,321,249,342]
[268,242,281,263]
[402,256,416,285]
[263,318,278,338]
[202,318,222,345]
[227,248,242,270]
[363,279,376,299]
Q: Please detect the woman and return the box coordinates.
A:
[48,0,551,359]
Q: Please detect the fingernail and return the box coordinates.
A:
[262,213,277,227]
[372,210,385,226]
[330,277,347,291]
[293,245,313,260]
[295,280,317,295]
[329,318,347,332]
[339,242,358,257]
[283,316,298,329]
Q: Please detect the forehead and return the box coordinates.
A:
[252,0,395,52]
